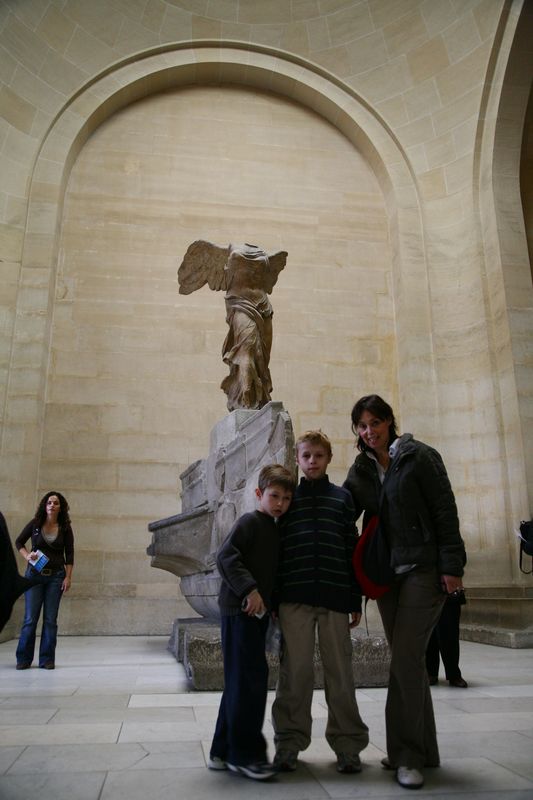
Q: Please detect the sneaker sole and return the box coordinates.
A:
[227,764,275,781]
[396,776,424,789]
[207,760,227,771]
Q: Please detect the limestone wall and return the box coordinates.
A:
[0,0,531,636]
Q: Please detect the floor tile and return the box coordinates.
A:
[0,722,120,746]
[0,747,24,775]
[100,766,328,800]
[0,636,532,800]
[0,772,105,800]
[7,743,147,774]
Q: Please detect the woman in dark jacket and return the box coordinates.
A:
[344,395,466,790]
[15,491,74,670]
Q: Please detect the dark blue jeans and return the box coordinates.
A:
[211,613,270,766]
[16,567,65,667]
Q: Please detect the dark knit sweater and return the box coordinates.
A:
[276,475,361,614]
[217,510,280,616]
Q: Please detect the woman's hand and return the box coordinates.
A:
[61,575,72,593]
[440,574,463,595]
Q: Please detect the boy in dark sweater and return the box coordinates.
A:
[272,431,369,774]
[208,463,295,781]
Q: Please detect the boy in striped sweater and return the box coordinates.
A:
[272,431,368,774]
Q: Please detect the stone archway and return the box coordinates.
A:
[5,44,437,635]
[19,41,436,457]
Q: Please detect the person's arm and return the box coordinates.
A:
[343,463,364,521]
[62,524,74,592]
[15,521,37,564]
[417,446,466,591]
[216,516,263,612]
[62,563,73,593]
[342,489,362,627]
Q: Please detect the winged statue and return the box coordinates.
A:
[178,240,288,411]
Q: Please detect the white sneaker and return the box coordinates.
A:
[396,766,424,789]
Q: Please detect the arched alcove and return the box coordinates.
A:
[8,44,437,634]
[24,42,437,421]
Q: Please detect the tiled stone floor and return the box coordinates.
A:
[0,635,532,799]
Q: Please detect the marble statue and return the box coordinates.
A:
[178,241,288,411]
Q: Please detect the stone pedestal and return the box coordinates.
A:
[147,402,295,618]
[169,619,390,691]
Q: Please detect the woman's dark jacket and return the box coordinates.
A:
[15,519,74,572]
[344,434,466,577]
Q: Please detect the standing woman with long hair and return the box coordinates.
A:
[15,491,74,670]
[344,395,466,790]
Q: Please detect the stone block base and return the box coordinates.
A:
[461,623,533,648]
[168,619,390,691]
[460,585,533,648]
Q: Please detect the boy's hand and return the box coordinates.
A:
[243,589,266,617]
[349,611,362,629]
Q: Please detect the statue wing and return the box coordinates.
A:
[264,250,288,294]
[177,240,229,295]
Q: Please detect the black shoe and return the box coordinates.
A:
[273,749,298,771]
[428,675,438,685]
[227,762,275,781]
[16,663,31,670]
[448,676,468,688]
[41,662,55,670]
[336,752,362,773]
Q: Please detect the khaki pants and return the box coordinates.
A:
[377,567,446,769]
[272,603,369,755]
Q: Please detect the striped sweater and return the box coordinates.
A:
[277,475,361,613]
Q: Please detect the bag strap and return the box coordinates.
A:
[519,542,532,575]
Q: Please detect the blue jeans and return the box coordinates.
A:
[16,567,65,666]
